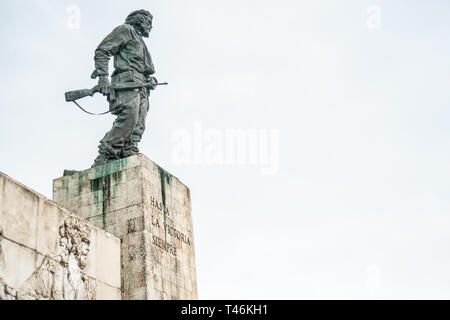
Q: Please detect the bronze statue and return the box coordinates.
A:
[66,10,165,168]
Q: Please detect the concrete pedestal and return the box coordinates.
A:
[53,154,197,300]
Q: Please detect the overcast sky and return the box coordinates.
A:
[1,0,450,299]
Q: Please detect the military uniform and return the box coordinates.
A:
[91,23,155,167]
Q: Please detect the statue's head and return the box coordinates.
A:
[126,9,153,38]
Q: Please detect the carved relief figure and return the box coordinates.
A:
[0,218,95,300]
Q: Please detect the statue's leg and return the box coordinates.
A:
[92,89,140,167]
[122,88,149,158]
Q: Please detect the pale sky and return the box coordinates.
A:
[1,0,450,299]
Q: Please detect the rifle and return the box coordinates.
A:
[65,81,168,102]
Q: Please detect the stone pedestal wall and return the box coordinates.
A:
[0,172,121,300]
[53,154,198,300]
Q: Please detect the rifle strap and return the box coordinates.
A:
[73,100,111,116]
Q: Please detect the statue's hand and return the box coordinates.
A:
[98,76,110,96]
[149,76,158,90]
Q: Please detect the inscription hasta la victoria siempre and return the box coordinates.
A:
[149,196,191,257]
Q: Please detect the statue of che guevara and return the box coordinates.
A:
[90,9,157,167]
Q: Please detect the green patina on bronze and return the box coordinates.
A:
[90,175,111,229]
[92,157,128,180]
[76,172,82,193]
[157,165,172,243]
[77,170,86,200]
[61,178,68,192]
[88,158,127,229]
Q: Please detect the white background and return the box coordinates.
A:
[1,0,450,299]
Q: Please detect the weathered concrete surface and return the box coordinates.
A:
[0,171,121,300]
[53,154,198,300]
